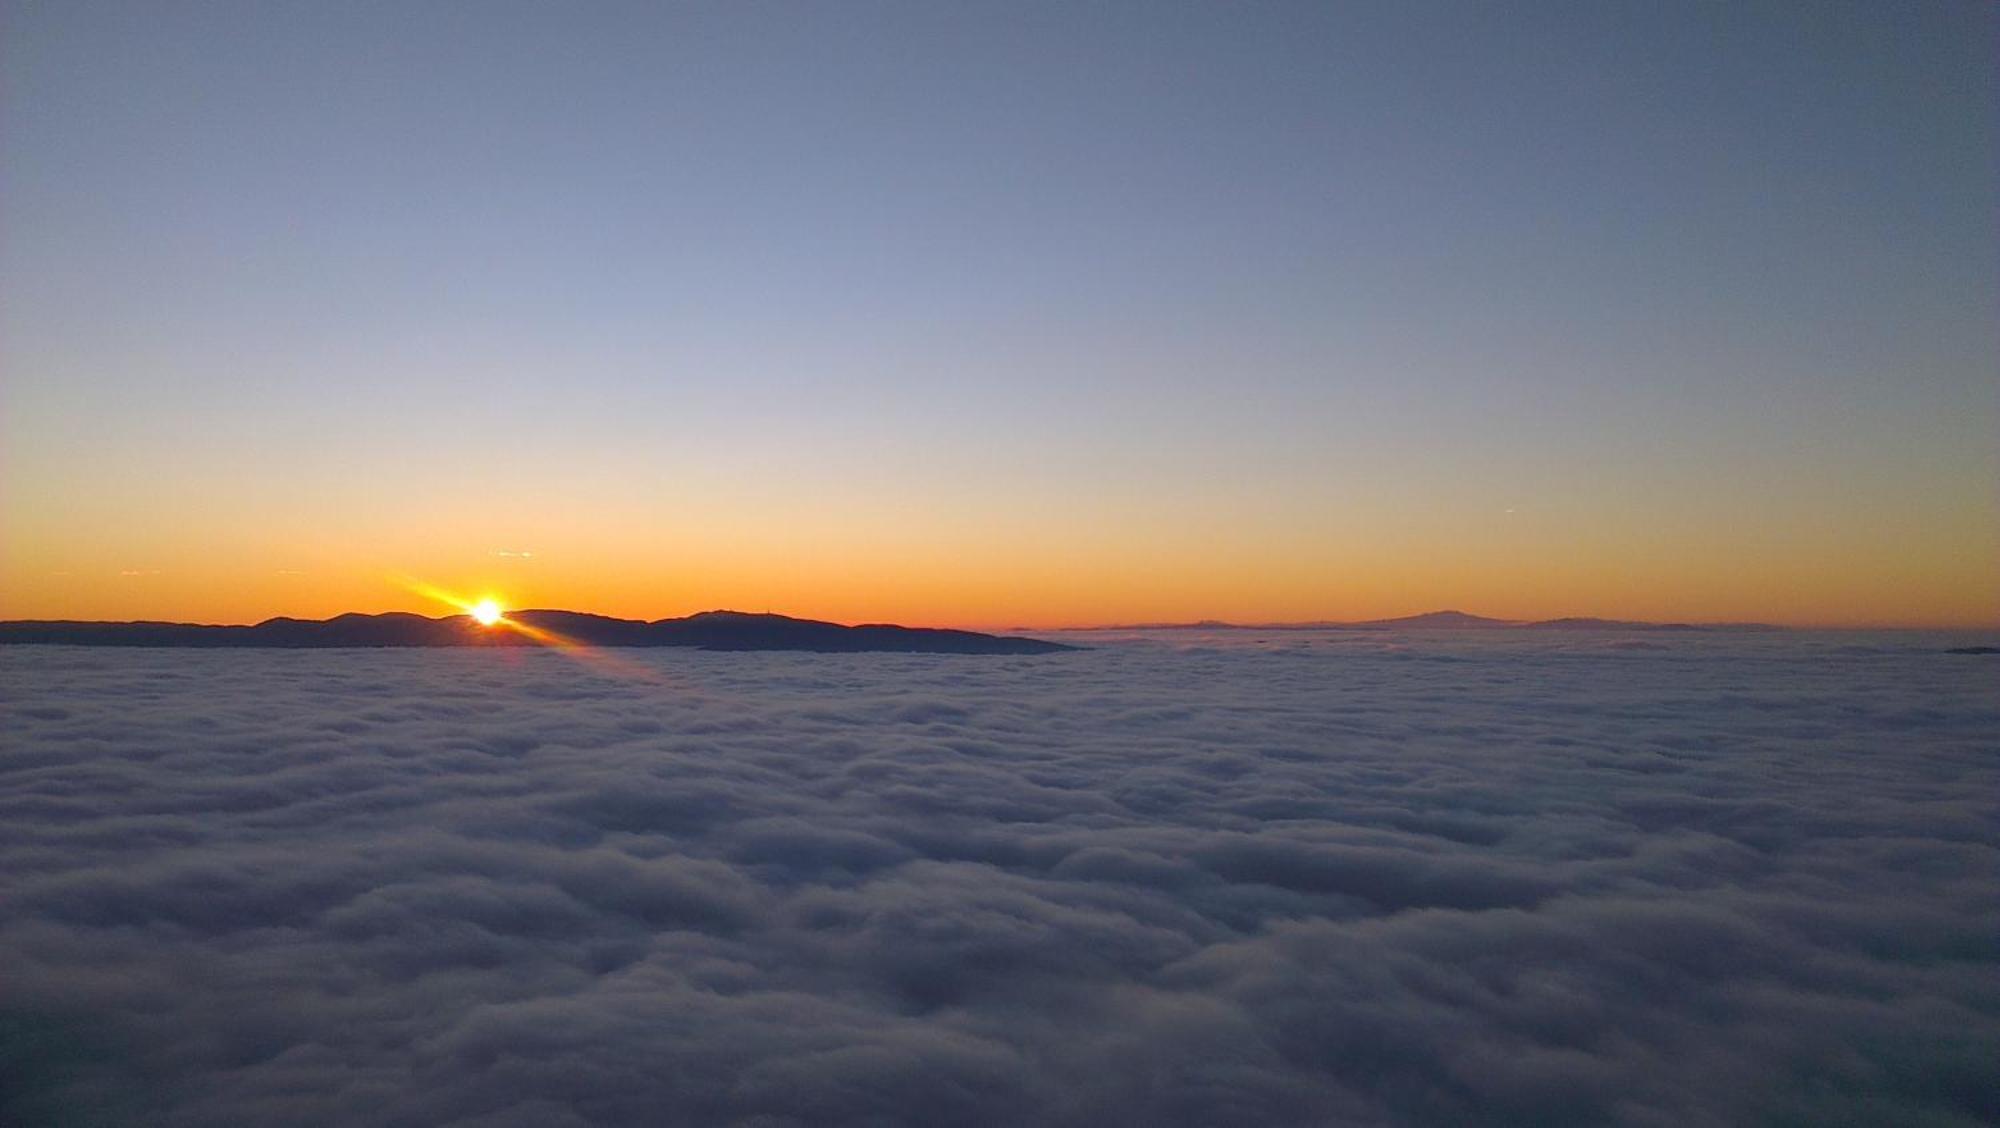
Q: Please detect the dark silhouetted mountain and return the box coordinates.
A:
[1091,610,1521,631]
[0,610,1072,654]
[1526,617,1696,631]
[1350,609,1518,629]
[1082,610,1785,632]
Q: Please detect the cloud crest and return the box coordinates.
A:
[2,632,1996,1125]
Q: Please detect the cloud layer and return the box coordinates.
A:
[2,631,1996,1125]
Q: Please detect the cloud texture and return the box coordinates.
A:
[2,631,1996,1125]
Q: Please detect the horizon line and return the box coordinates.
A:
[4,605,1995,634]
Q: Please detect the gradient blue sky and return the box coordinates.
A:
[3,1,1994,626]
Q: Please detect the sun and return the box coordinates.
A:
[470,599,503,626]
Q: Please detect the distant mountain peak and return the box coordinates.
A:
[1078,610,1782,632]
[1359,609,1518,628]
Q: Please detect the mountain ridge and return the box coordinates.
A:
[1082,610,1779,632]
[0,610,1071,655]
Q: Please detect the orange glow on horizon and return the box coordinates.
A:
[0,540,1991,632]
[4,490,1995,633]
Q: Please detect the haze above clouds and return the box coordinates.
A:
[3,632,1996,1125]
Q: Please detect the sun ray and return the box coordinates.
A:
[386,572,675,684]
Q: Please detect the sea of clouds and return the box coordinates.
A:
[2,630,1996,1126]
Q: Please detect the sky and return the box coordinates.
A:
[2,1,1994,628]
